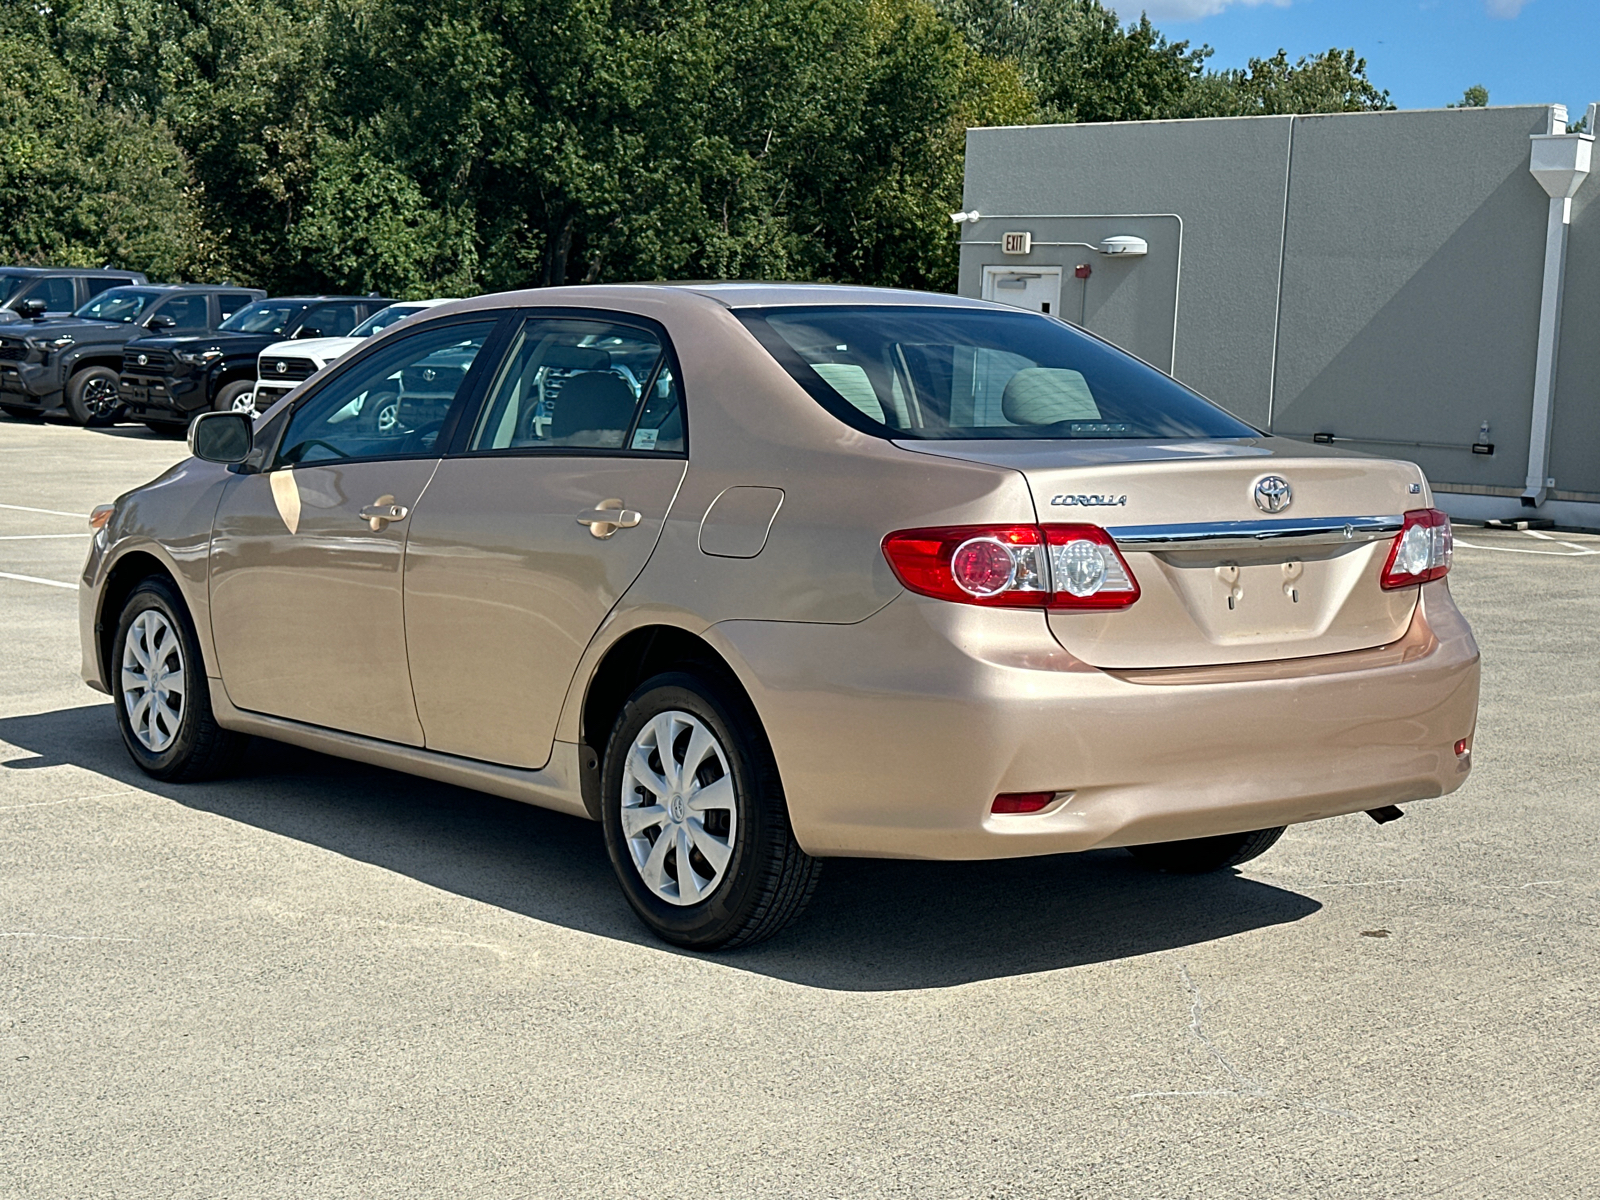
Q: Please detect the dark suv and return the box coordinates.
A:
[0,285,264,425]
[0,267,149,324]
[120,295,395,430]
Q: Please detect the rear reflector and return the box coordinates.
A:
[991,791,1057,814]
[1455,738,1470,757]
[883,524,1140,610]
[1381,509,1452,588]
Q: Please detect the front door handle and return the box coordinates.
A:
[359,495,410,531]
[577,498,643,539]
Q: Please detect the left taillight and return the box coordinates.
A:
[882,523,1140,610]
[1381,508,1452,589]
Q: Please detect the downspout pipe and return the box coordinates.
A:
[1523,104,1593,508]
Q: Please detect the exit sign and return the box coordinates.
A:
[1002,231,1032,255]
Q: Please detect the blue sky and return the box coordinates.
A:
[1111,0,1594,120]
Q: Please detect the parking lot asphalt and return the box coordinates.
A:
[2,417,1597,1199]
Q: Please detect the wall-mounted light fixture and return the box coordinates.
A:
[1098,235,1149,257]
[950,211,982,224]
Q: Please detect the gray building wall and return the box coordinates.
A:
[959,106,1600,517]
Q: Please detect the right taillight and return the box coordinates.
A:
[882,523,1140,609]
[1381,508,1452,589]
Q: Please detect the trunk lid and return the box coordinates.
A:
[897,438,1428,669]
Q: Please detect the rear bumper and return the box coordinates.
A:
[712,580,1479,860]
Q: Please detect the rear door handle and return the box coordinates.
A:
[577,499,643,539]
[359,495,410,531]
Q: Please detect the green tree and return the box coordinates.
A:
[1449,85,1490,108]
[0,33,207,277]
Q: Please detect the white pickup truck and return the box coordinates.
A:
[248,298,456,414]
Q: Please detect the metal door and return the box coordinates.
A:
[982,266,1064,317]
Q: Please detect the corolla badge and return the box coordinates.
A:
[1051,494,1127,507]
[1253,475,1293,514]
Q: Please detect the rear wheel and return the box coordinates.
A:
[1127,826,1286,874]
[65,365,123,427]
[600,670,821,950]
[212,380,255,415]
[111,577,248,781]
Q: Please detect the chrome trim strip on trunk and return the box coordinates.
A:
[1107,515,1405,553]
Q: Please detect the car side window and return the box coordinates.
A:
[37,278,76,311]
[218,293,255,322]
[84,278,132,300]
[156,295,209,329]
[298,303,361,338]
[467,317,683,454]
[273,320,497,468]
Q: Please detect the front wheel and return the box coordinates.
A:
[601,671,821,950]
[1126,826,1286,874]
[212,380,256,415]
[65,366,124,427]
[111,577,248,781]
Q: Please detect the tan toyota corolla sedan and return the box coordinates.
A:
[79,284,1480,948]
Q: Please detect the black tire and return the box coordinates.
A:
[65,365,124,427]
[600,670,821,950]
[2,404,41,420]
[110,576,248,782]
[212,379,256,415]
[1127,826,1286,874]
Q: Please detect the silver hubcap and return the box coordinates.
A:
[621,710,737,906]
[121,610,185,752]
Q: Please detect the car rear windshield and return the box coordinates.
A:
[219,300,311,335]
[74,288,161,322]
[739,305,1257,441]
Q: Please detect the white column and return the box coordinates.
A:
[1523,107,1592,507]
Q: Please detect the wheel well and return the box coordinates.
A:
[96,552,179,689]
[67,355,123,380]
[578,626,750,820]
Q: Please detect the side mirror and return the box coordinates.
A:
[295,326,323,339]
[146,314,176,330]
[18,298,46,319]
[188,410,253,464]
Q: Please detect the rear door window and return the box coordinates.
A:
[217,293,256,323]
[466,316,683,455]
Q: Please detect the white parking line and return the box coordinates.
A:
[0,570,76,589]
[0,502,87,519]
[1455,540,1599,557]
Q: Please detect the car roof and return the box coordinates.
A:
[103,283,263,293]
[257,295,397,303]
[0,266,146,278]
[664,282,992,310]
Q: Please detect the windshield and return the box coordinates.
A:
[350,304,427,338]
[0,275,27,304]
[741,305,1257,441]
[74,288,162,323]
[219,300,310,335]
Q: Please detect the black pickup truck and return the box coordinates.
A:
[120,295,394,430]
[0,267,149,324]
[0,285,263,425]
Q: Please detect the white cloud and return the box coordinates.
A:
[1484,0,1532,16]
[1111,0,1289,21]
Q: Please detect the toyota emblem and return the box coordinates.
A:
[1253,475,1293,514]
[137,353,147,366]
[276,361,288,374]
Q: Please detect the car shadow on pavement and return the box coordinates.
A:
[1,705,1321,990]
